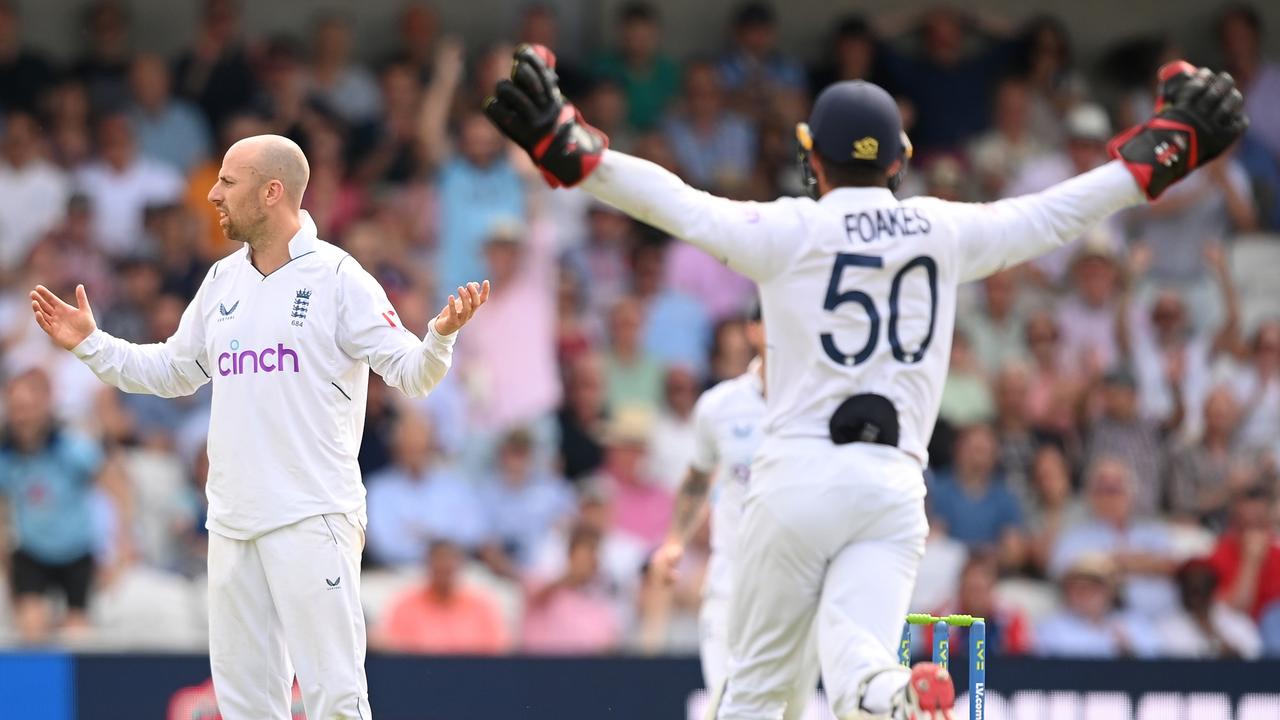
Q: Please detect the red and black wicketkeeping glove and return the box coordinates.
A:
[1109,60,1249,200]
[483,44,608,188]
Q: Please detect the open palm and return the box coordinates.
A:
[31,284,97,351]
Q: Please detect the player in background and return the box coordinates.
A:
[649,305,819,720]
[486,45,1246,720]
[30,134,490,720]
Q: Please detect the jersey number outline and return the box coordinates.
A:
[820,252,938,367]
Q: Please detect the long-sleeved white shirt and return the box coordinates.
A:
[582,151,1145,465]
[73,212,456,539]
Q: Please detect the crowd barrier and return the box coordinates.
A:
[2,653,1278,720]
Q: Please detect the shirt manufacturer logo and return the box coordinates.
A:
[218,339,301,376]
[218,300,240,321]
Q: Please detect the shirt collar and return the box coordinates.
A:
[287,210,319,258]
[818,186,897,206]
[744,357,765,397]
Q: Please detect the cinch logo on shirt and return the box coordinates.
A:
[218,339,300,376]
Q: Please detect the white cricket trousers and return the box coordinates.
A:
[208,513,373,719]
[702,594,820,720]
[719,439,929,720]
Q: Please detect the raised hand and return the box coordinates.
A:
[433,280,491,335]
[30,284,97,351]
[648,540,685,587]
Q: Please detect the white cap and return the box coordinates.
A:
[1065,103,1111,142]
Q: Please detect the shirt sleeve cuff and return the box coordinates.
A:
[71,329,107,359]
[425,318,458,350]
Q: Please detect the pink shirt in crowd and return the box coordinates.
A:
[521,580,621,654]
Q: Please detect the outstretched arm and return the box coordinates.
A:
[581,151,799,282]
[33,281,211,398]
[336,257,489,398]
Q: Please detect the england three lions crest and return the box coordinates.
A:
[291,288,311,326]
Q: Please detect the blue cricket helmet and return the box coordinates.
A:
[796,80,913,196]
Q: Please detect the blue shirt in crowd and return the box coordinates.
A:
[480,471,576,569]
[365,464,490,567]
[436,156,525,302]
[926,471,1024,546]
[643,290,712,376]
[0,429,103,564]
[129,100,212,174]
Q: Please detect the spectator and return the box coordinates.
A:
[375,540,510,654]
[563,202,635,318]
[663,240,756,325]
[594,2,681,132]
[306,14,382,126]
[1023,310,1084,438]
[455,221,560,464]
[1130,154,1257,290]
[352,59,425,185]
[960,270,1027,376]
[1168,387,1259,526]
[479,428,576,574]
[514,3,589,101]
[877,7,1017,154]
[366,413,489,567]
[594,408,672,548]
[1025,443,1086,576]
[718,2,808,101]
[647,366,700,492]
[71,0,132,110]
[1051,457,1179,618]
[1083,368,1171,517]
[992,363,1059,509]
[809,16,879,90]
[1222,320,1280,459]
[127,53,213,174]
[579,78,638,155]
[663,60,757,194]
[74,113,185,258]
[173,0,258,129]
[631,239,711,374]
[0,1,54,113]
[967,77,1046,199]
[419,39,527,302]
[926,424,1027,569]
[522,524,623,654]
[1263,602,1280,658]
[935,551,1033,657]
[1209,484,1280,620]
[938,331,994,427]
[1036,553,1159,658]
[0,369,103,644]
[1218,4,1280,176]
[150,204,208,298]
[1158,558,1262,659]
[1012,15,1082,147]
[389,2,438,81]
[97,256,162,344]
[1056,239,1124,374]
[0,111,71,280]
[1006,105,1121,287]
[44,79,95,169]
[603,297,664,415]
[557,352,608,482]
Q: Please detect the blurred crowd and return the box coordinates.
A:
[0,0,1279,662]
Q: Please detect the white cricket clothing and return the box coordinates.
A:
[690,365,819,720]
[208,512,372,719]
[689,364,766,603]
[725,439,928,719]
[73,211,456,539]
[584,152,1144,466]
[581,150,1145,720]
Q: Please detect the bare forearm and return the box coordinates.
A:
[666,468,711,544]
[1226,558,1263,612]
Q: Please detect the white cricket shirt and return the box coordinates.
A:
[73,212,456,539]
[584,152,1144,466]
[689,361,766,601]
